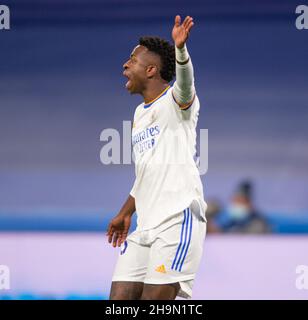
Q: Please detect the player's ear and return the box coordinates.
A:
[146,65,158,78]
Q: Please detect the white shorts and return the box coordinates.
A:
[112,201,207,299]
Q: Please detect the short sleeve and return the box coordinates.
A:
[130,179,137,198]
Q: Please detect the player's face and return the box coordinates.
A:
[122,45,150,94]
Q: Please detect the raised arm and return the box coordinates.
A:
[172,15,196,110]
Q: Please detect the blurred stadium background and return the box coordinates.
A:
[0,0,308,299]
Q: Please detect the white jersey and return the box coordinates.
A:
[130,84,207,231]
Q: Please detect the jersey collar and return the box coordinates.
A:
[144,85,170,109]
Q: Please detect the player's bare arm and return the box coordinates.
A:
[172,15,196,109]
[107,195,135,247]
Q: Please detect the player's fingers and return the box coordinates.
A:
[175,15,181,26]
[183,16,191,28]
[112,232,119,247]
[185,17,194,30]
[117,236,122,247]
[106,223,112,235]
[185,17,193,28]
[117,234,122,246]
[186,21,194,32]
[119,232,128,245]
[108,227,114,243]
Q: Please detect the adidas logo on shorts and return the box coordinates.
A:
[155,264,166,273]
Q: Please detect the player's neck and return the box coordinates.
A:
[142,83,170,105]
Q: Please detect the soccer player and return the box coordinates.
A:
[107,15,207,300]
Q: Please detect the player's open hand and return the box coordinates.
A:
[172,15,194,49]
[107,214,131,248]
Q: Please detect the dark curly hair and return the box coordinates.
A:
[139,36,175,83]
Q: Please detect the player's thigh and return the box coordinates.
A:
[140,283,180,300]
[110,232,150,299]
[109,281,144,300]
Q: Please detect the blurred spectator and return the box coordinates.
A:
[212,180,271,234]
[205,199,223,233]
